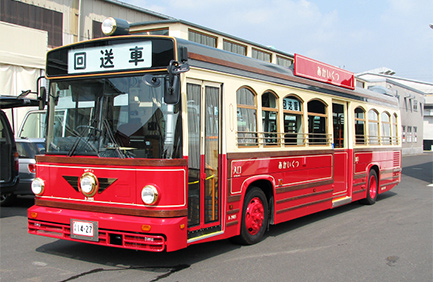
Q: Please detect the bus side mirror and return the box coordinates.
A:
[165,59,189,105]
[36,76,47,110]
[38,86,46,110]
[164,74,180,104]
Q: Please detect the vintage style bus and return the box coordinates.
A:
[28,18,401,252]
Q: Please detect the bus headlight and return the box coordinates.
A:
[101,17,130,36]
[31,178,45,196]
[79,172,98,197]
[141,185,159,205]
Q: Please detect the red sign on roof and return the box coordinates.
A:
[294,54,355,90]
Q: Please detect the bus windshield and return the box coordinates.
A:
[46,74,182,159]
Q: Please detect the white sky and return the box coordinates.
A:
[120,0,433,82]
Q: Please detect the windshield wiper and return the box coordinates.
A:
[102,119,125,158]
[68,125,100,157]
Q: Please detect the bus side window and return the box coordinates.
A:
[307,99,328,145]
[237,87,258,146]
[355,107,366,145]
[283,95,303,146]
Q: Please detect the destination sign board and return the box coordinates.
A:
[294,54,355,90]
[46,37,176,77]
[68,41,152,74]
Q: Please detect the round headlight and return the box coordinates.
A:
[141,185,158,205]
[31,178,45,196]
[101,17,116,35]
[79,172,98,197]
[101,17,130,36]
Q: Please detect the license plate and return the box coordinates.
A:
[70,219,99,242]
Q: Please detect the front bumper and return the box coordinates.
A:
[28,205,188,252]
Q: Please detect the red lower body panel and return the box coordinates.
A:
[28,205,187,252]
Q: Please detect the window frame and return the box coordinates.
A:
[392,113,398,144]
[354,107,366,145]
[368,109,380,145]
[283,94,304,146]
[381,111,391,145]
[252,48,272,62]
[407,126,412,142]
[223,39,247,56]
[188,29,217,48]
[307,99,329,146]
[236,86,258,147]
[261,91,279,146]
[276,56,293,68]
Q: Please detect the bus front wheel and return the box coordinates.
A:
[236,187,268,245]
[361,170,378,205]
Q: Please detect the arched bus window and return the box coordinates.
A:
[392,113,398,144]
[368,109,379,145]
[283,95,304,145]
[354,107,366,145]
[381,112,391,145]
[261,91,278,145]
[307,99,328,145]
[237,87,257,146]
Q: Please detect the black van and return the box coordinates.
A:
[0,95,39,206]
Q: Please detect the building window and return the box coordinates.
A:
[392,113,398,144]
[355,107,366,145]
[368,109,379,145]
[136,28,169,36]
[402,125,406,143]
[413,126,417,142]
[223,40,246,56]
[92,20,104,39]
[276,56,292,68]
[252,48,272,62]
[407,126,412,142]
[356,80,366,88]
[261,92,278,145]
[283,96,303,145]
[381,112,391,145]
[0,0,63,47]
[413,100,418,112]
[188,30,217,47]
[237,87,257,146]
[308,100,328,145]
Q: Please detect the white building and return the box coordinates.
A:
[357,68,432,155]
[0,0,170,132]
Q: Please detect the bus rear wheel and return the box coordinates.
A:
[236,187,268,245]
[361,170,378,205]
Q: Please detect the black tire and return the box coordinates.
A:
[360,170,378,205]
[234,187,268,245]
[0,193,17,207]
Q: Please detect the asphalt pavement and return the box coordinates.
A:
[0,152,432,281]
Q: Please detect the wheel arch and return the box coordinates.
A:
[368,164,380,185]
[241,176,275,225]
[360,164,380,205]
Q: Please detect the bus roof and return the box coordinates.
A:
[176,38,399,108]
[45,35,398,108]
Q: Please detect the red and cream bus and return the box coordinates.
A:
[28,18,401,252]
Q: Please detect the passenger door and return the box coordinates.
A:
[186,80,222,239]
[332,101,350,201]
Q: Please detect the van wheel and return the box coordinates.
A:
[0,193,17,207]
[236,187,268,245]
[361,170,378,205]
